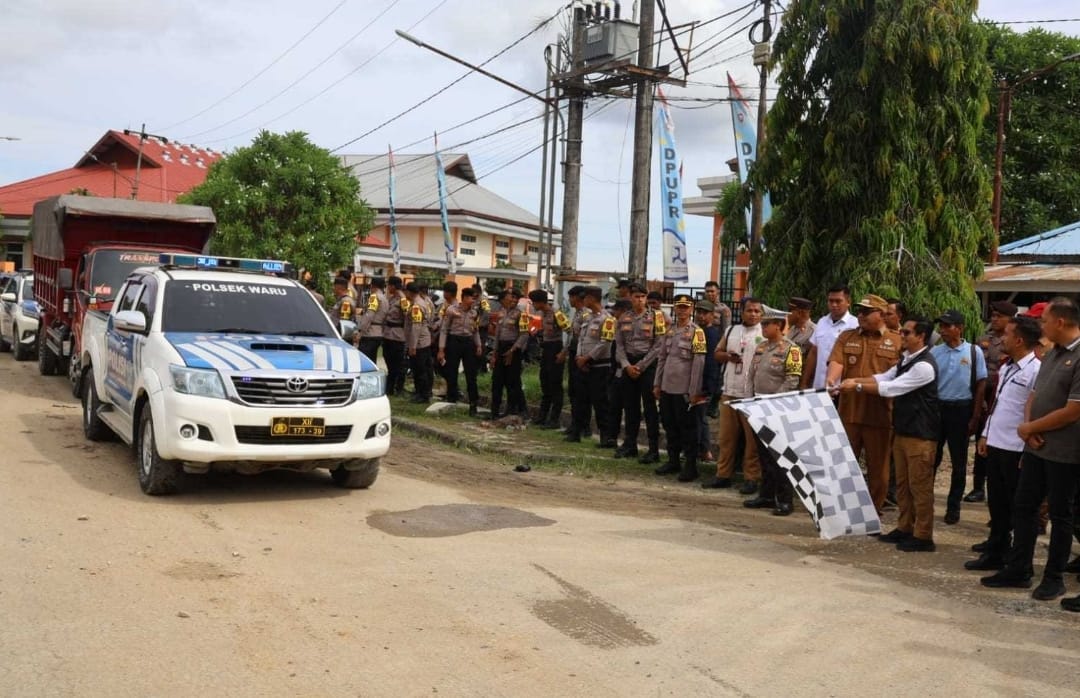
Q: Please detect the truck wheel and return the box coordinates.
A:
[330,459,380,489]
[37,334,58,376]
[138,408,183,495]
[12,326,30,361]
[82,375,110,442]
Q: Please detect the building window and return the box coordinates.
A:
[460,248,476,256]
[527,245,540,254]
[495,240,509,249]
[495,253,509,262]
[461,234,477,243]
[4,243,24,269]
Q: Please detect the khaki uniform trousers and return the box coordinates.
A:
[715,395,761,481]
[893,435,937,540]
[844,422,892,512]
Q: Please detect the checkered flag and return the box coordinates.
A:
[730,390,881,539]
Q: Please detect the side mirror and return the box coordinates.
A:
[340,319,357,344]
[113,310,148,334]
[58,268,74,291]
[0,292,15,303]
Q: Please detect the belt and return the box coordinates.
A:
[590,362,611,368]
[386,322,404,328]
[449,334,474,340]
[627,353,645,362]
[371,322,384,326]
[941,399,973,405]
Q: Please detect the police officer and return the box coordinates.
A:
[786,296,816,359]
[529,289,571,428]
[438,286,484,415]
[404,282,434,403]
[357,276,388,361]
[653,294,707,482]
[472,283,492,372]
[382,276,409,396]
[572,286,617,446]
[562,286,592,441]
[490,289,529,417]
[614,282,666,463]
[743,312,804,515]
[329,276,355,335]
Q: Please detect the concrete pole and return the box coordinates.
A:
[559,7,586,273]
[748,0,772,257]
[627,0,656,281]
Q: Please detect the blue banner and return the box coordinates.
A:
[727,74,772,239]
[434,133,457,274]
[388,146,401,274]
[656,91,689,282]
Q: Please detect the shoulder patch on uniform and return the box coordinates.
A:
[600,316,616,342]
[400,297,411,311]
[692,327,706,354]
[339,299,353,319]
[367,295,380,312]
[480,299,491,312]
[785,344,803,375]
[409,305,423,323]
[654,311,667,336]
[518,312,530,331]
[555,310,571,330]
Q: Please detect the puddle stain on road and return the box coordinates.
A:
[531,564,658,649]
[366,504,556,538]
[164,560,241,581]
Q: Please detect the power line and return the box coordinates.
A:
[159,0,351,132]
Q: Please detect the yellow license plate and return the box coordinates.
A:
[271,417,326,437]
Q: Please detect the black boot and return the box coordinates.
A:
[677,459,699,482]
[654,459,681,476]
[468,403,478,417]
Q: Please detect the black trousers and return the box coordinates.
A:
[934,400,973,514]
[697,399,712,455]
[538,341,564,422]
[985,445,1022,558]
[491,341,525,415]
[758,437,794,507]
[411,346,434,399]
[619,358,659,450]
[383,339,406,396]
[577,363,614,440]
[971,411,990,492]
[1005,453,1080,582]
[659,392,701,473]
[358,336,382,365]
[443,336,479,404]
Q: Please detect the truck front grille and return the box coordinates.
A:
[234,425,353,445]
[230,377,354,406]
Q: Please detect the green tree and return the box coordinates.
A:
[980,25,1080,244]
[753,0,993,324]
[181,130,374,295]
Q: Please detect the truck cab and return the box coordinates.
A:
[81,253,391,495]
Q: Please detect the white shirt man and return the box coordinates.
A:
[807,289,859,389]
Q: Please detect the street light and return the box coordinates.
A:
[990,51,1080,263]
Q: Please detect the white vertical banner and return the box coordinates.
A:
[656,89,688,282]
[727,73,773,239]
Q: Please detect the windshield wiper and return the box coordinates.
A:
[207,327,263,334]
[281,330,329,337]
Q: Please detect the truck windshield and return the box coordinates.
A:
[90,250,165,301]
[161,280,334,336]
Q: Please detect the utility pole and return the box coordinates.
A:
[748,0,772,256]
[123,124,168,200]
[627,0,657,282]
[559,6,587,274]
[536,47,554,289]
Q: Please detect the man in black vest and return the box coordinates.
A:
[841,316,940,551]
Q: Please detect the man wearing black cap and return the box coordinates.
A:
[966,300,1017,502]
[613,283,666,462]
[931,309,988,524]
[570,286,618,445]
[383,276,409,396]
[357,276,388,361]
[561,286,591,440]
[529,289,571,427]
[653,294,707,481]
[786,297,816,360]
[490,289,530,417]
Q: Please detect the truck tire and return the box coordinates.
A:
[138,408,184,495]
[12,325,30,361]
[38,334,58,375]
[82,375,110,442]
[330,459,380,489]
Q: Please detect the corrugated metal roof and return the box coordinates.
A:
[976,263,1080,292]
[999,219,1080,263]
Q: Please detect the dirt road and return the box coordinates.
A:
[2,358,1079,696]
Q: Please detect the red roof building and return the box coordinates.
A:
[0,130,222,269]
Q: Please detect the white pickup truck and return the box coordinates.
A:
[78,253,391,495]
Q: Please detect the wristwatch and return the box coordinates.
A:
[855,383,863,393]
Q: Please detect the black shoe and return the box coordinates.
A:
[743,496,772,509]
[676,469,699,483]
[963,489,986,503]
[964,554,1005,571]
[1061,595,1080,613]
[563,433,582,443]
[878,528,911,544]
[772,503,793,516]
[701,476,732,489]
[706,406,719,419]
[468,405,478,417]
[897,537,936,552]
[638,451,660,465]
[971,540,990,553]
[596,440,618,449]
[410,395,429,404]
[1032,579,1067,601]
[1064,555,1080,574]
[530,417,547,426]
[738,481,759,495]
[881,499,897,511]
[539,420,561,430]
[613,445,639,459]
[980,570,1034,589]
[582,429,593,438]
[654,463,681,476]
[944,510,960,525]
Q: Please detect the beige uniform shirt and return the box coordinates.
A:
[654,320,707,395]
[615,308,667,369]
[357,289,388,339]
[406,298,432,351]
[493,306,529,351]
[538,307,571,343]
[786,321,816,361]
[577,310,616,363]
[750,338,803,395]
[384,292,410,342]
[439,302,481,350]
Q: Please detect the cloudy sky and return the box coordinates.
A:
[2,0,1077,283]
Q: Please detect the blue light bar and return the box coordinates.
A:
[157,253,293,275]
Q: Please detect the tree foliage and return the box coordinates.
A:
[753,0,993,325]
[181,131,373,295]
[980,25,1080,244]
[716,179,749,254]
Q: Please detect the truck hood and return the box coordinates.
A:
[164,333,377,374]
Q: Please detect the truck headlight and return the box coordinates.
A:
[170,365,226,399]
[353,372,386,400]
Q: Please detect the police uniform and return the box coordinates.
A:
[406,294,434,401]
[573,302,617,444]
[614,305,667,460]
[383,288,410,396]
[476,295,492,372]
[564,296,593,441]
[357,287,388,361]
[533,299,571,427]
[745,331,803,513]
[329,292,355,335]
[653,295,706,481]
[438,301,482,410]
[490,295,530,417]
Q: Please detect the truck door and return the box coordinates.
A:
[0,277,14,339]
[104,281,146,414]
